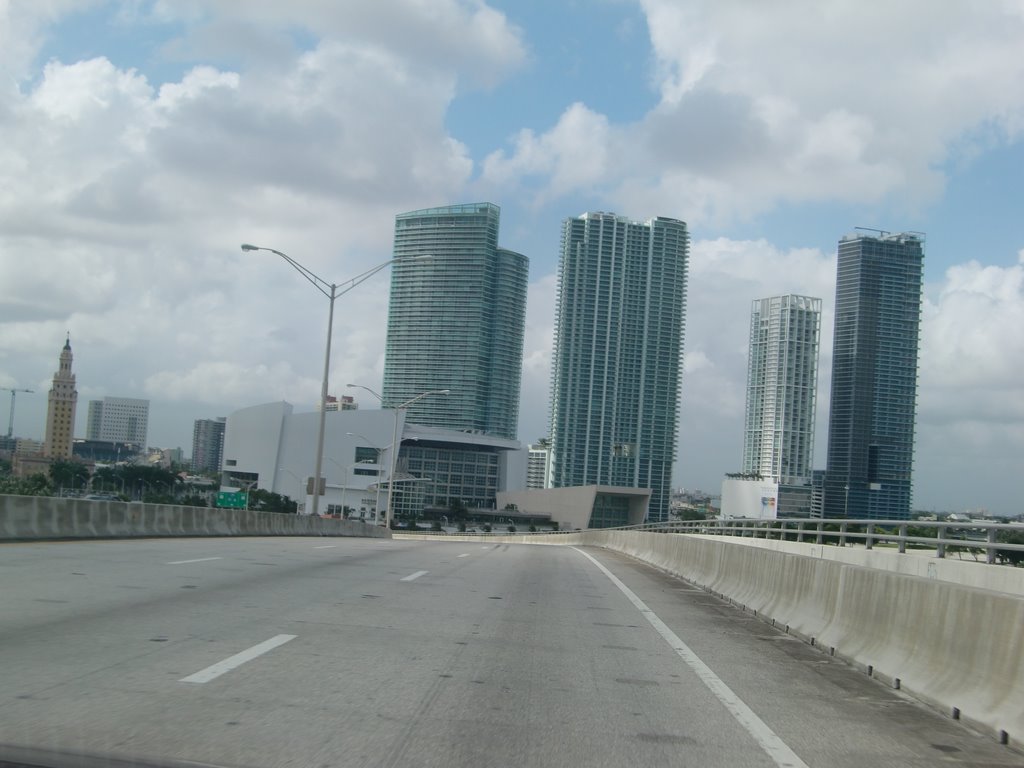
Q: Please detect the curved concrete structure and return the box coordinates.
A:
[0,494,390,540]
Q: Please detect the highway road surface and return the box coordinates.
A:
[0,537,1019,768]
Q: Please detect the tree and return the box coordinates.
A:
[49,460,90,493]
[248,488,297,514]
[0,473,51,496]
[675,507,707,522]
[997,529,1024,566]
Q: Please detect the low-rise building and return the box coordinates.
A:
[221,402,524,518]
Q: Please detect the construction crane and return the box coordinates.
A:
[1,387,34,438]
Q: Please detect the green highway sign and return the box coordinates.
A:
[216,491,247,509]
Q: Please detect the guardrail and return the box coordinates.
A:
[402,517,1024,565]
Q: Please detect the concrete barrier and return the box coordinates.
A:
[0,494,390,540]
[399,528,1024,745]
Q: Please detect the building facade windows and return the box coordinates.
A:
[823,231,924,520]
[549,212,689,522]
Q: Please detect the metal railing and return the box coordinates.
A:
[397,518,1024,566]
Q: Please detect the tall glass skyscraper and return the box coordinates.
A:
[743,295,821,486]
[549,212,689,521]
[383,203,528,439]
[823,231,924,520]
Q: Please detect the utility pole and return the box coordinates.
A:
[1,387,33,438]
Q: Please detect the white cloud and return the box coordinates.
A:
[482,102,611,203]
[920,250,1024,424]
[0,0,526,450]
[485,1,1024,224]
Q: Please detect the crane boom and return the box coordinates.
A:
[1,387,34,439]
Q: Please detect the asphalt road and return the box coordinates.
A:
[0,537,1019,768]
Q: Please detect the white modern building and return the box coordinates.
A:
[742,295,821,485]
[526,440,551,489]
[86,396,150,446]
[221,402,524,519]
[723,295,820,520]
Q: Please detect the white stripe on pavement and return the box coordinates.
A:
[166,557,223,565]
[313,545,338,549]
[457,553,470,558]
[179,634,297,684]
[400,570,429,582]
[572,547,809,768]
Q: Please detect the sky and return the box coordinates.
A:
[1,0,1022,515]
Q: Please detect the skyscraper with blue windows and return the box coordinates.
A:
[548,212,689,522]
[823,231,924,520]
[383,203,528,440]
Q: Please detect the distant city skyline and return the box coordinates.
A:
[1,4,1022,515]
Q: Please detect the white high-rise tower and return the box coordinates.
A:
[742,295,821,485]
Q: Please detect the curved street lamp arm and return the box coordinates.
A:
[243,244,415,301]
[397,389,451,409]
[347,383,384,405]
[242,245,334,299]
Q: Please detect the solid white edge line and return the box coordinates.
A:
[166,557,223,565]
[400,570,429,582]
[179,634,297,684]
[571,547,809,768]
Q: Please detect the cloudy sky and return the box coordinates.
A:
[1,1,1022,514]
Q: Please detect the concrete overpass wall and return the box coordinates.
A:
[398,529,1024,744]
[0,494,390,540]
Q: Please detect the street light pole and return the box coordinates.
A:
[347,385,448,529]
[346,432,384,523]
[385,390,449,530]
[242,245,429,517]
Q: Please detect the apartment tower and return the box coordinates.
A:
[823,231,924,520]
[549,212,689,521]
[383,203,528,439]
[743,295,822,485]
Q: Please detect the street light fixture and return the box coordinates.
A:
[346,432,384,523]
[241,244,430,517]
[347,384,449,529]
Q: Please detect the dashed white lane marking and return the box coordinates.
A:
[400,570,429,582]
[313,545,338,549]
[457,553,470,558]
[179,634,297,684]
[166,557,223,565]
[572,547,809,768]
